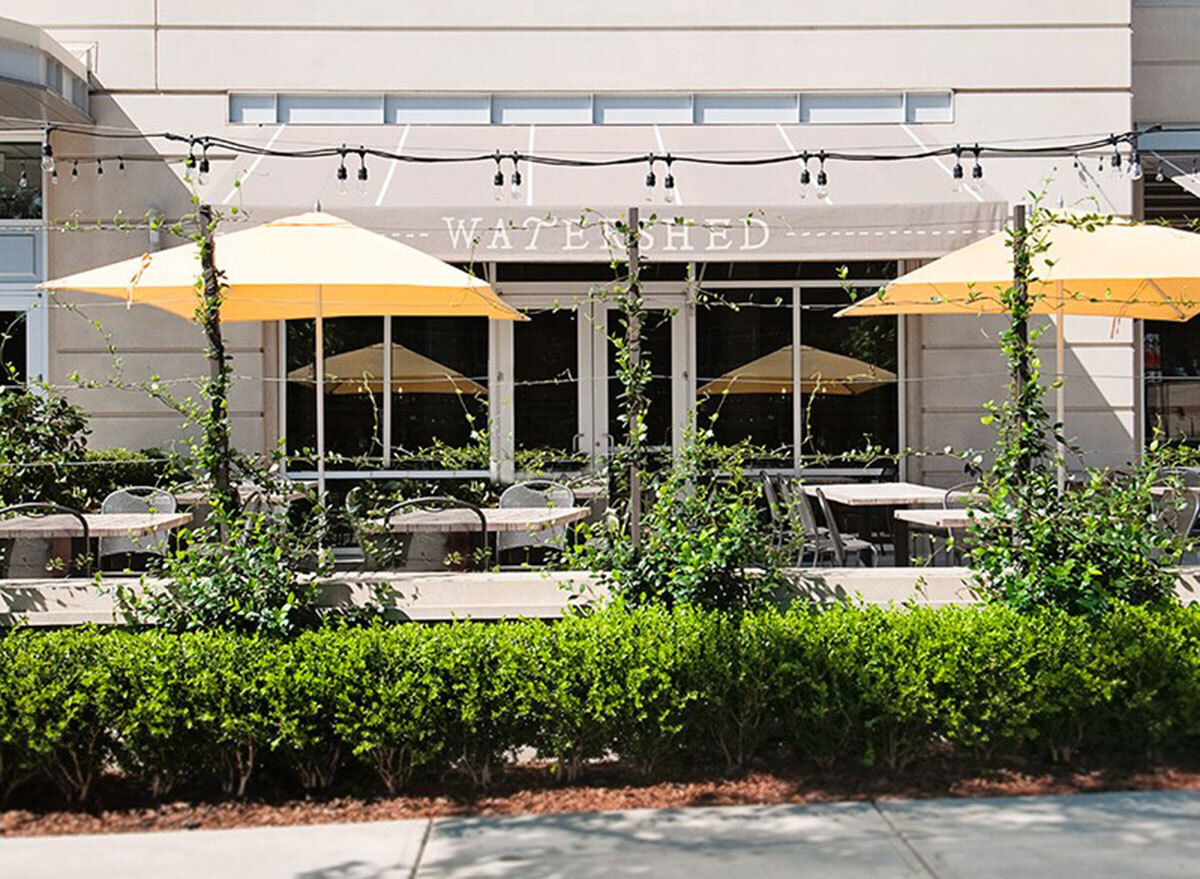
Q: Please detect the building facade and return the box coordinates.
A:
[0,2,1194,485]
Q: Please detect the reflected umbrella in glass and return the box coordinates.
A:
[697,344,896,397]
[288,341,487,396]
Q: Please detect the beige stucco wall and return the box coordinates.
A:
[2,2,1141,467]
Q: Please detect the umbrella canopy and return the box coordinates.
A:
[835,217,1200,488]
[41,210,524,497]
[288,341,487,396]
[40,211,523,323]
[835,221,1200,321]
[698,344,896,396]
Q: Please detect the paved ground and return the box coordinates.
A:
[4,791,1200,878]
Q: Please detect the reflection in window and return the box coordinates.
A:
[0,310,27,386]
[608,309,673,450]
[799,288,898,463]
[0,144,42,220]
[697,289,793,462]
[391,317,488,467]
[1145,323,1200,442]
[515,309,582,468]
[286,317,384,467]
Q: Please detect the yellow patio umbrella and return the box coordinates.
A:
[836,218,1200,482]
[288,341,487,396]
[41,211,524,494]
[697,344,896,396]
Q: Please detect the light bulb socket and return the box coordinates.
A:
[800,168,811,186]
[493,169,505,187]
[118,157,125,172]
[70,160,79,181]
[817,169,828,187]
[96,159,103,176]
[952,163,964,180]
[645,170,656,188]
[664,173,675,190]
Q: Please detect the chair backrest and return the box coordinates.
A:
[0,502,91,576]
[499,480,576,509]
[102,486,176,515]
[813,488,847,566]
[761,474,784,526]
[99,486,176,561]
[498,480,576,552]
[779,478,822,541]
[1156,469,1200,539]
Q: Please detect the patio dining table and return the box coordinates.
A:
[0,512,193,577]
[376,506,591,534]
[893,507,990,562]
[802,482,949,566]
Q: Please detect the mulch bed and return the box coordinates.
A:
[6,757,1200,837]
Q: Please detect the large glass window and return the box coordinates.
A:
[390,316,489,467]
[514,308,582,468]
[0,144,42,220]
[696,289,793,462]
[1144,176,1200,443]
[608,308,673,451]
[0,310,26,386]
[286,317,384,467]
[799,288,898,463]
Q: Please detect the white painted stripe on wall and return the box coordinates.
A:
[375,123,411,206]
[222,123,285,205]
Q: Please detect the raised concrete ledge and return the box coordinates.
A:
[2,567,1198,626]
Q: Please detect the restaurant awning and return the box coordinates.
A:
[196,123,1009,262]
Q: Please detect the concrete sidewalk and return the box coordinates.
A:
[4,791,1200,878]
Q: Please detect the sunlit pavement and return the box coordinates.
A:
[4,791,1200,878]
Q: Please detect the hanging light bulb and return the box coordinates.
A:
[356,148,369,194]
[493,153,505,202]
[1155,162,1165,183]
[335,148,348,195]
[663,158,676,205]
[509,153,522,200]
[184,136,197,179]
[197,141,210,185]
[969,144,984,192]
[40,129,55,174]
[118,156,125,173]
[1097,153,1105,176]
[1110,138,1123,173]
[1127,146,1143,181]
[70,159,79,183]
[1073,154,1088,186]
[644,156,657,203]
[95,158,104,178]
[798,151,811,200]
[17,164,28,189]
[951,146,964,193]
[815,151,828,199]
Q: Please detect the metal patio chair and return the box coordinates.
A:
[813,488,878,567]
[0,502,92,578]
[497,479,577,564]
[99,486,176,569]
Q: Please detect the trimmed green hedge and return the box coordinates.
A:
[3,603,1200,803]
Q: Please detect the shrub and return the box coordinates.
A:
[0,385,89,507]
[563,428,784,610]
[2,604,1200,804]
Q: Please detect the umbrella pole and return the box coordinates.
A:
[315,288,326,500]
[1056,281,1066,492]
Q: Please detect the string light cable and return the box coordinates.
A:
[28,122,1182,190]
